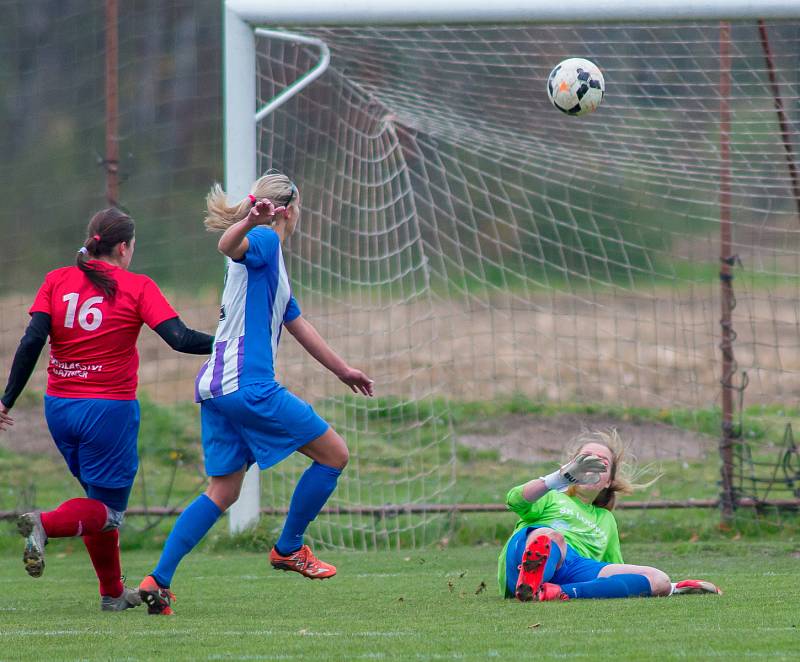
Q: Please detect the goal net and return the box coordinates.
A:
[245,7,800,544]
[2,2,799,550]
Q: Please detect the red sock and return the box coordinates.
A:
[83,529,124,598]
[40,498,108,538]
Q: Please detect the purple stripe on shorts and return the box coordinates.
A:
[194,361,209,402]
[209,339,228,398]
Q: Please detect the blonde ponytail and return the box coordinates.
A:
[203,172,299,233]
[204,184,252,232]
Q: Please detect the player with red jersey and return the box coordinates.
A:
[0,207,214,611]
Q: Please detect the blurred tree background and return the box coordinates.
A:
[0,0,223,292]
[3,4,798,296]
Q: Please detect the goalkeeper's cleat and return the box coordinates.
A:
[538,582,570,602]
[269,545,337,579]
[138,575,176,615]
[100,586,143,612]
[515,534,551,602]
[673,579,722,596]
[17,512,48,578]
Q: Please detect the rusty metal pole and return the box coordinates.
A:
[758,20,800,221]
[718,22,736,525]
[105,0,119,207]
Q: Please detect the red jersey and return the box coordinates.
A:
[30,263,178,400]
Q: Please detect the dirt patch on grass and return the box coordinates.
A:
[457,413,715,463]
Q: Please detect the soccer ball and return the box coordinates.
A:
[546,58,605,116]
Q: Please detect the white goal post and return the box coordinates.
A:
[224,0,800,537]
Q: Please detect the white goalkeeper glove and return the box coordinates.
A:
[542,454,608,492]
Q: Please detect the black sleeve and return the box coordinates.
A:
[154,317,214,355]
[1,312,51,409]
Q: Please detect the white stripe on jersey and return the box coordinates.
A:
[220,336,242,395]
[217,260,248,342]
[196,351,215,400]
[271,246,291,360]
[197,259,248,400]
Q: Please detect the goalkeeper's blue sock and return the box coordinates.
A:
[560,574,652,599]
[542,541,562,583]
[275,462,342,556]
[151,494,221,588]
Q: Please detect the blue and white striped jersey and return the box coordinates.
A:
[195,226,301,401]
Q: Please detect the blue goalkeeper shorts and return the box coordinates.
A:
[200,382,330,476]
[505,526,611,595]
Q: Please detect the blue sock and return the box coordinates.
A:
[560,574,652,600]
[151,494,221,588]
[275,462,342,556]
[542,542,562,583]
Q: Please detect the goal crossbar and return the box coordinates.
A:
[227,0,800,25]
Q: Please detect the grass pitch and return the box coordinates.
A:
[0,542,798,661]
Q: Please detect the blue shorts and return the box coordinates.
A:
[200,382,330,476]
[44,396,140,489]
[505,526,611,596]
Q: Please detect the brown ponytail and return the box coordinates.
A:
[75,208,135,300]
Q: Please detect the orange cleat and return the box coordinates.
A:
[538,582,570,601]
[269,545,337,579]
[138,575,176,615]
[515,534,551,602]
[673,579,722,596]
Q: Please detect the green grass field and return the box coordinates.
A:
[0,542,798,661]
[2,395,799,659]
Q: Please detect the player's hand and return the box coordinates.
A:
[559,453,607,486]
[0,403,13,432]
[337,367,374,397]
[246,198,286,225]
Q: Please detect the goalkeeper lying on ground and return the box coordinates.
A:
[499,429,721,602]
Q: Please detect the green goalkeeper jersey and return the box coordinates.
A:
[497,485,624,595]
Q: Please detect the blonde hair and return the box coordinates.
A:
[204,171,298,232]
[565,428,660,511]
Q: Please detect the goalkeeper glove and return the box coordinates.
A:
[542,454,607,492]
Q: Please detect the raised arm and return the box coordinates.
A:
[284,316,374,397]
[519,453,607,503]
[217,198,284,260]
[1,312,51,431]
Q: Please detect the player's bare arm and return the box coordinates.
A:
[285,316,374,397]
[217,198,284,260]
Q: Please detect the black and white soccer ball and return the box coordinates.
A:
[546,58,605,116]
